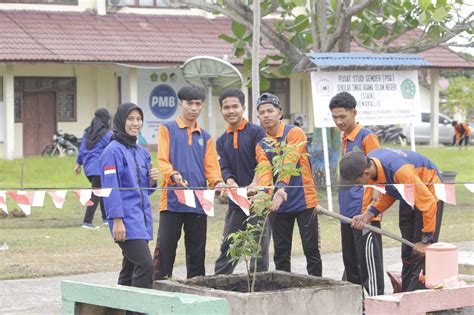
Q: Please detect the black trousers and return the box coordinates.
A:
[83,175,106,224]
[399,199,444,292]
[341,221,384,296]
[453,135,470,146]
[117,240,153,289]
[269,208,322,276]
[214,207,270,275]
[153,211,207,280]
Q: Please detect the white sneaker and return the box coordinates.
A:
[82,223,99,230]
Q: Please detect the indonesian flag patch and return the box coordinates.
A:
[104,166,117,175]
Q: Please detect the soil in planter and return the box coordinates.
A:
[183,272,337,293]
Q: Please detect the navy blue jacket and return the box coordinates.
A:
[216,119,265,210]
[76,130,112,176]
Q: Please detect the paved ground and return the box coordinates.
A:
[1,241,472,314]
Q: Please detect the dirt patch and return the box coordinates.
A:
[181,272,337,293]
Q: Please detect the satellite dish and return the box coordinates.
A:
[182,56,244,135]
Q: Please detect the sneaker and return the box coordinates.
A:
[81,223,99,230]
[102,220,109,226]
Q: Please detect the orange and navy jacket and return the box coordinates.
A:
[157,116,223,214]
[338,123,380,219]
[454,122,472,141]
[367,148,442,235]
[256,122,318,213]
[217,118,265,210]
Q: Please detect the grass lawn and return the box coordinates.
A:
[0,145,473,280]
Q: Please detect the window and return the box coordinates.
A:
[0,0,77,4]
[14,77,76,122]
[123,0,169,7]
[248,78,291,120]
[421,113,430,123]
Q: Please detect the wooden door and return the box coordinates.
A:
[22,93,56,156]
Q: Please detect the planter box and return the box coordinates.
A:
[154,271,362,314]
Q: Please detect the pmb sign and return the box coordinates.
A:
[149,84,178,119]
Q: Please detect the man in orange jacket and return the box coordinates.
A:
[451,120,471,146]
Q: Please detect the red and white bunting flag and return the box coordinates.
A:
[227,188,250,216]
[73,190,94,206]
[174,190,196,208]
[194,190,215,217]
[465,184,474,193]
[0,191,8,214]
[393,184,415,209]
[31,191,46,207]
[104,166,117,175]
[363,185,386,194]
[434,184,456,205]
[7,191,32,215]
[92,188,112,197]
[47,190,67,209]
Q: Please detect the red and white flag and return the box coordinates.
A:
[31,191,46,207]
[47,190,67,209]
[394,184,415,209]
[434,184,456,205]
[104,166,117,175]
[227,188,250,216]
[92,188,112,197]
[194,190,215,217]
[465,184,474,193]
[7,191,32,215]
[0,191,7,214]
[364,185,386,194]
[73,190,94,206]
[174,189,196,208]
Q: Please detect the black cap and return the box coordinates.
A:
[339,151,370,190]
[256,93,281,110]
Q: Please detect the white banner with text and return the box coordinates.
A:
[310,70,421,128]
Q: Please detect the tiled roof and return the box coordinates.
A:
[0,10,278,64]
[0,10,471,69]
[306,53,431,69]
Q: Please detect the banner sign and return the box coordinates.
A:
[137,69,187,145]
[310,70,421,128]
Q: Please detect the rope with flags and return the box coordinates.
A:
[0,182,472,217]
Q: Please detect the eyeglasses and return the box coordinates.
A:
[257,93,280,106]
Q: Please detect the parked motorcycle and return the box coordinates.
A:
[41,130,81,156]
[367,125,407,145]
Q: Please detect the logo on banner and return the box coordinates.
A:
[149,84,178,119]
[400,79,416,99]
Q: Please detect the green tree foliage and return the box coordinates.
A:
[170,0,473,85]
[441,76,474,120]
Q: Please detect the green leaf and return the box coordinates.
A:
[432,7,448,22]
[427,25,441,39]
[373,25,389,39]
[418,11,429,25]
[419,0,431,11]
[243,58,252,72]
[234,48,246,58]
[218,34,237,44]
[268,55,284,61]
[293,14,309,33]
[260,76,271,91]
[231,21,247,39]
